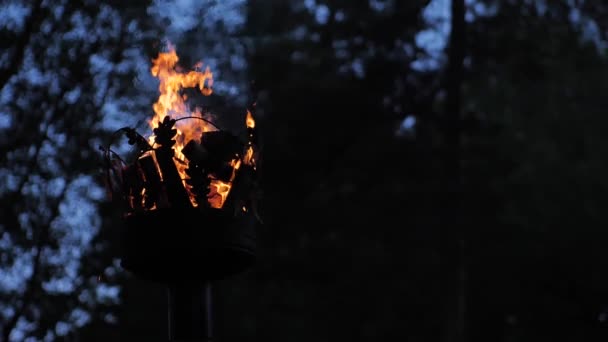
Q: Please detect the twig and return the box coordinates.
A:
[0,0,45,90]
[1,186,67,341]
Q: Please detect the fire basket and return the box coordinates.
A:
[100,47,261,341]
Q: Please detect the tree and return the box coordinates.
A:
[0,0,155,340]
[455,1,608,341]
[6,0,608,340]
[228,0,608,341]
[219,1,442,341]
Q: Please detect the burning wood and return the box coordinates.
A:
[151,116,192,208]
[122,163,144,211]
[101,46,261,218]
[137,153,165,210]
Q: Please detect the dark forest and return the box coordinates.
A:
[2,0,608,341]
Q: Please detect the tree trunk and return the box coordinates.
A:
[443,0,466,342]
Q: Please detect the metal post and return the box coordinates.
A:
[168,282,213,342]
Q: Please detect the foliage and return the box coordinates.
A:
[220,1,608,341]
[4,0,608,341]
[0,0,155,340]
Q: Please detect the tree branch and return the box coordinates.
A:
[442,1,466,342]
[1,186,67,341]
[0,0,45,91]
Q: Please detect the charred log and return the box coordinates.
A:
[124,127,152,154]
[138,154,165,210]
[224,164,255,215]
[183,140,211,207]
[153,116,192,208]
[122,164,144,212]
[201,130,242,177]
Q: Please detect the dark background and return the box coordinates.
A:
[3,0,608,341]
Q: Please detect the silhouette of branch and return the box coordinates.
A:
[0,0,45,91]
[1,186,67,341]
[442,1,466,342]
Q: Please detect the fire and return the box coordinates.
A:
[136,45,256,210]
[244,110,256,166]
[244,146,254,165]
[103,45,261,215]
[208,159,241,208]
[149,46,215,206]
[246,110,255,129]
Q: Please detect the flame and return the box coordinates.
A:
[145,46,255,210]
[208,159,241,208]
[139,188,157,211]
[246,110,255,129]
[244,146,254,165]
[244,110,256,166]
[140,188,146,208]
[149,46,215,206]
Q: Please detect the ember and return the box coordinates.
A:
[102,45,260,217]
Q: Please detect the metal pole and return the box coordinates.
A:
[168,281,213,342]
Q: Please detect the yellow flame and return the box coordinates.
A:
[244,146,254,165]
[246,110,255,129]
[149,46,215,207]
[140,188,146,208]
[244,110,256,166]
[146,46,254,210]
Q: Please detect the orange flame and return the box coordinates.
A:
[244,110,256,166]
[147,45,252,210]
[208,159,241,208]
[246,110,255,129]
[149,46,215,207]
